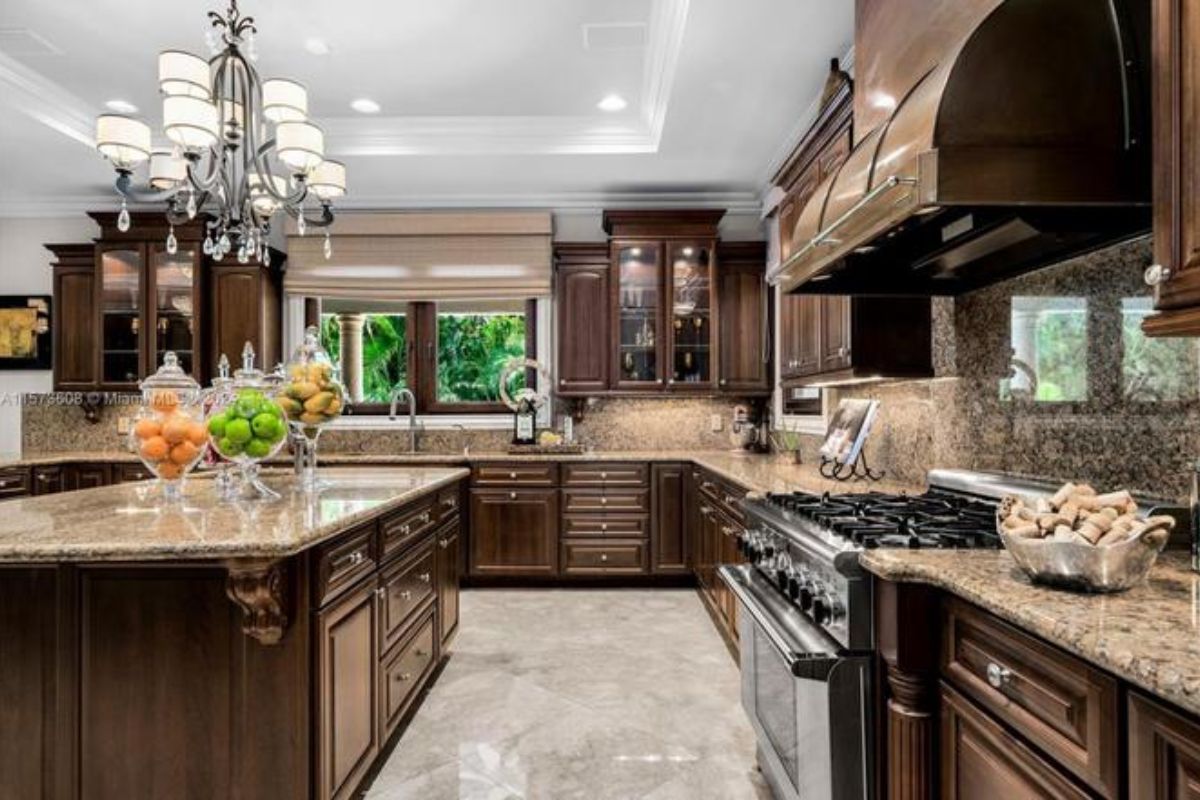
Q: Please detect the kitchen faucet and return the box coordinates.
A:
[388,386,420,453]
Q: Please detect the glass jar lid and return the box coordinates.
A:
[139,351,200,401]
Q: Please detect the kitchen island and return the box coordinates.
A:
[863,548,1200,798]
[0,466,467,800]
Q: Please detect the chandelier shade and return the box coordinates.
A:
[96,1,344,266]
[158,50,212,99]
[276,120,325,174]
[309,159,347,200]
[149,150,189,189]
[262,79,308,123]
[163,95,220,150]
[95,115,152,169]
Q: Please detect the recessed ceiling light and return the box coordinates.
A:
[350,97,381,114]
[104,99,138,114]
[304,37,330,56]
[597,94,628,112]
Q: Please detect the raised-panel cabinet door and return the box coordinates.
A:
[68,463,110,491]
[53,265,98,389]
[612,241,665,390]
[1129,692,1200,799]
[316,578,379,800]
[1145,0,1200,330]
[556,263,609,392]
[436,522,461,648]
[209,264,279,380]
[819,295,852,373]
[651,463,687,574]
[468,488,559,576]
[792,296,822,376]
[717,260,770,392]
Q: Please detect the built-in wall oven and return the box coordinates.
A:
[720,564,872,800]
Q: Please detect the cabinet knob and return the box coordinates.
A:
[509,491,517,500]
[837,347,847,358]
[600,471,607,479]
[397,673,412,682]
[657,378,664,384]
[419,572,431,583]
[986,661,1013,689]
[439,537,451,549]
[600,523,608,531]
[600,497,607,505]
[668,379,676,384]
[1144,263,1172,286]
[509,471,517,479]
[600,553,608,562]
[559,379,566,386]
[400,590,412,600]
[719,379,727,386]
[375,587,385,599]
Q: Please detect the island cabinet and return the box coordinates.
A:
[1144,0,1200,335]
[0,471,465,800]
[1129,691,1200,798]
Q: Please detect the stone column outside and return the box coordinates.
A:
[337,313,366,403]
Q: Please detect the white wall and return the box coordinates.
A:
[0,216,99,453]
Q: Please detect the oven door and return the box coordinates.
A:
[719,564,872,800]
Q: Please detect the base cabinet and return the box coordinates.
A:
[316,578,380,800]
[1129,691,1200,799]
[650,463,688,574]
[435,521,461,648]
[469,487,559,576]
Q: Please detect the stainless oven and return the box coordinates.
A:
[720,564,872,800]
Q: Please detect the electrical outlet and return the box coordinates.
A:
[116,416,131,435]
[709,414,723,432]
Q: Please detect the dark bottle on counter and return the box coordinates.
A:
[1192,459,1200,572]
[513,397,536,445]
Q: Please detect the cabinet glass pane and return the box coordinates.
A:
[152,248,197,375]
[616,245,660,383]
[670,243,711,383]
[100,248,142,384]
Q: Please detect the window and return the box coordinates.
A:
[317,299,536,414]
[1000,296,1088,402]
[1121,297,1200,402]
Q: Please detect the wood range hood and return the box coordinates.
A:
[769,0,1152,297]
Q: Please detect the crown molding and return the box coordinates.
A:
[0,50,95,147]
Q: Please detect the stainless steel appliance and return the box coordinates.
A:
[721,468,1188,800]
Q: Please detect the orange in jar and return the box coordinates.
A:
[169,440,199,465]
[161,416,191,445]
[139,435,169,461]
[157,461,183,480]
[133,418,161,440]
[185,421,208,446]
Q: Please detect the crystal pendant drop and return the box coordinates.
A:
[202,235,213,256]
[186,193,197,220]
[237,245,249,264]
[263,248,271,268]
[323,232,332,260]
[297,214,306,236]
[166,227,178,255]
[219,233,231,252]
[117,199,131,232]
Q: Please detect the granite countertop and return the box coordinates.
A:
[6,449,926,497]
[0,467,468,564]
[861,549,1200,717]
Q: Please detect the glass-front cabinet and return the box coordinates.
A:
[613,241,664,389]
[149,244,201,377]
[667,241,714,389]
[610,238,717,391]
[98,245,144,386]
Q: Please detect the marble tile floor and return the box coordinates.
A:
[365,589,771,800]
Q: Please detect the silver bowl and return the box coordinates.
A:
[1000,523,1170,593]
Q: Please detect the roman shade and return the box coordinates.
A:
[284,211,553,300]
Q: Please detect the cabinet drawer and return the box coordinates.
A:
[0,467,31,500]
[941,682,1090,800]
[111,462,154,483]
[380,497,437,562]
[379,539,436,655]
[435,485,460,522]
[380,611,436,738]
[696,471,746,521]
[314,524,377,607]
[562,488,649,513]
[562,462,648,487]
[472,462,558,486]
[561,514,648,538]
[562,539,647,574]
[941,599,1119,798]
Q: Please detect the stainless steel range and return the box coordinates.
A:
[718,470,1007,800]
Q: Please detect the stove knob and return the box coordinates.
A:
[786,576,801,601]
[798,583,815,611]
[736,533,748,556]
[812,597,830,624]
[763,542,776,559]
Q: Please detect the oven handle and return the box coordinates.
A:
[718,564,847,681]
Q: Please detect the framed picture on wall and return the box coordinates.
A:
[0,295,51,370]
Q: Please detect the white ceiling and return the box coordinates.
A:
[0,0,853,217]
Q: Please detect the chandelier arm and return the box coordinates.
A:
[113,171,186,204]
[290,202,334,229]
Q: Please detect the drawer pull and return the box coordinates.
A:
[509,491,517,500]
[375,587,385,599]
[600,553,608,562]
[509,471,517,479]
[600,497,607,506]
[415,649,428,657]
[600,523,608,532]
[1144,263,1172,286]
[335,550,366,570]
[400,523,411,536]
[724,494,739,505]
[600,471,608,479]
[439,537,451,549]
[701,481,715,491]
[418,572,431,583]
[397,673,412,682]
[400,590,412,600]
[700,506,712,516]
[986,662,1013,689]
[419,512,431,523]
[0,479,11,487]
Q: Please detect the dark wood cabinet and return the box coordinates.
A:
[111,462,154,483]
[716,242,771,393]
[469,487,559,576]
[554,244,610,393]
[0,467,31,501]
[650,463,687,574]
[68,463,110,491]
[46,212,281,388]
[1130,691,1200,799]
[1144,0,1200,335]
[435,521,460,649]
[941,682,1090,799]
[31,465,65,495]
[610,239,668,390]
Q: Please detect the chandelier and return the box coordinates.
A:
[93,0,346,265]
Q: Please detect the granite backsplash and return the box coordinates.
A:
[818,236,1200,502]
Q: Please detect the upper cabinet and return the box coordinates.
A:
[555,210,771,397]
[1143,0,1200,336]
[47,212,282,390]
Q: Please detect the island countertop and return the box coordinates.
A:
[861,549,1200,717]
[0,466,468,564]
